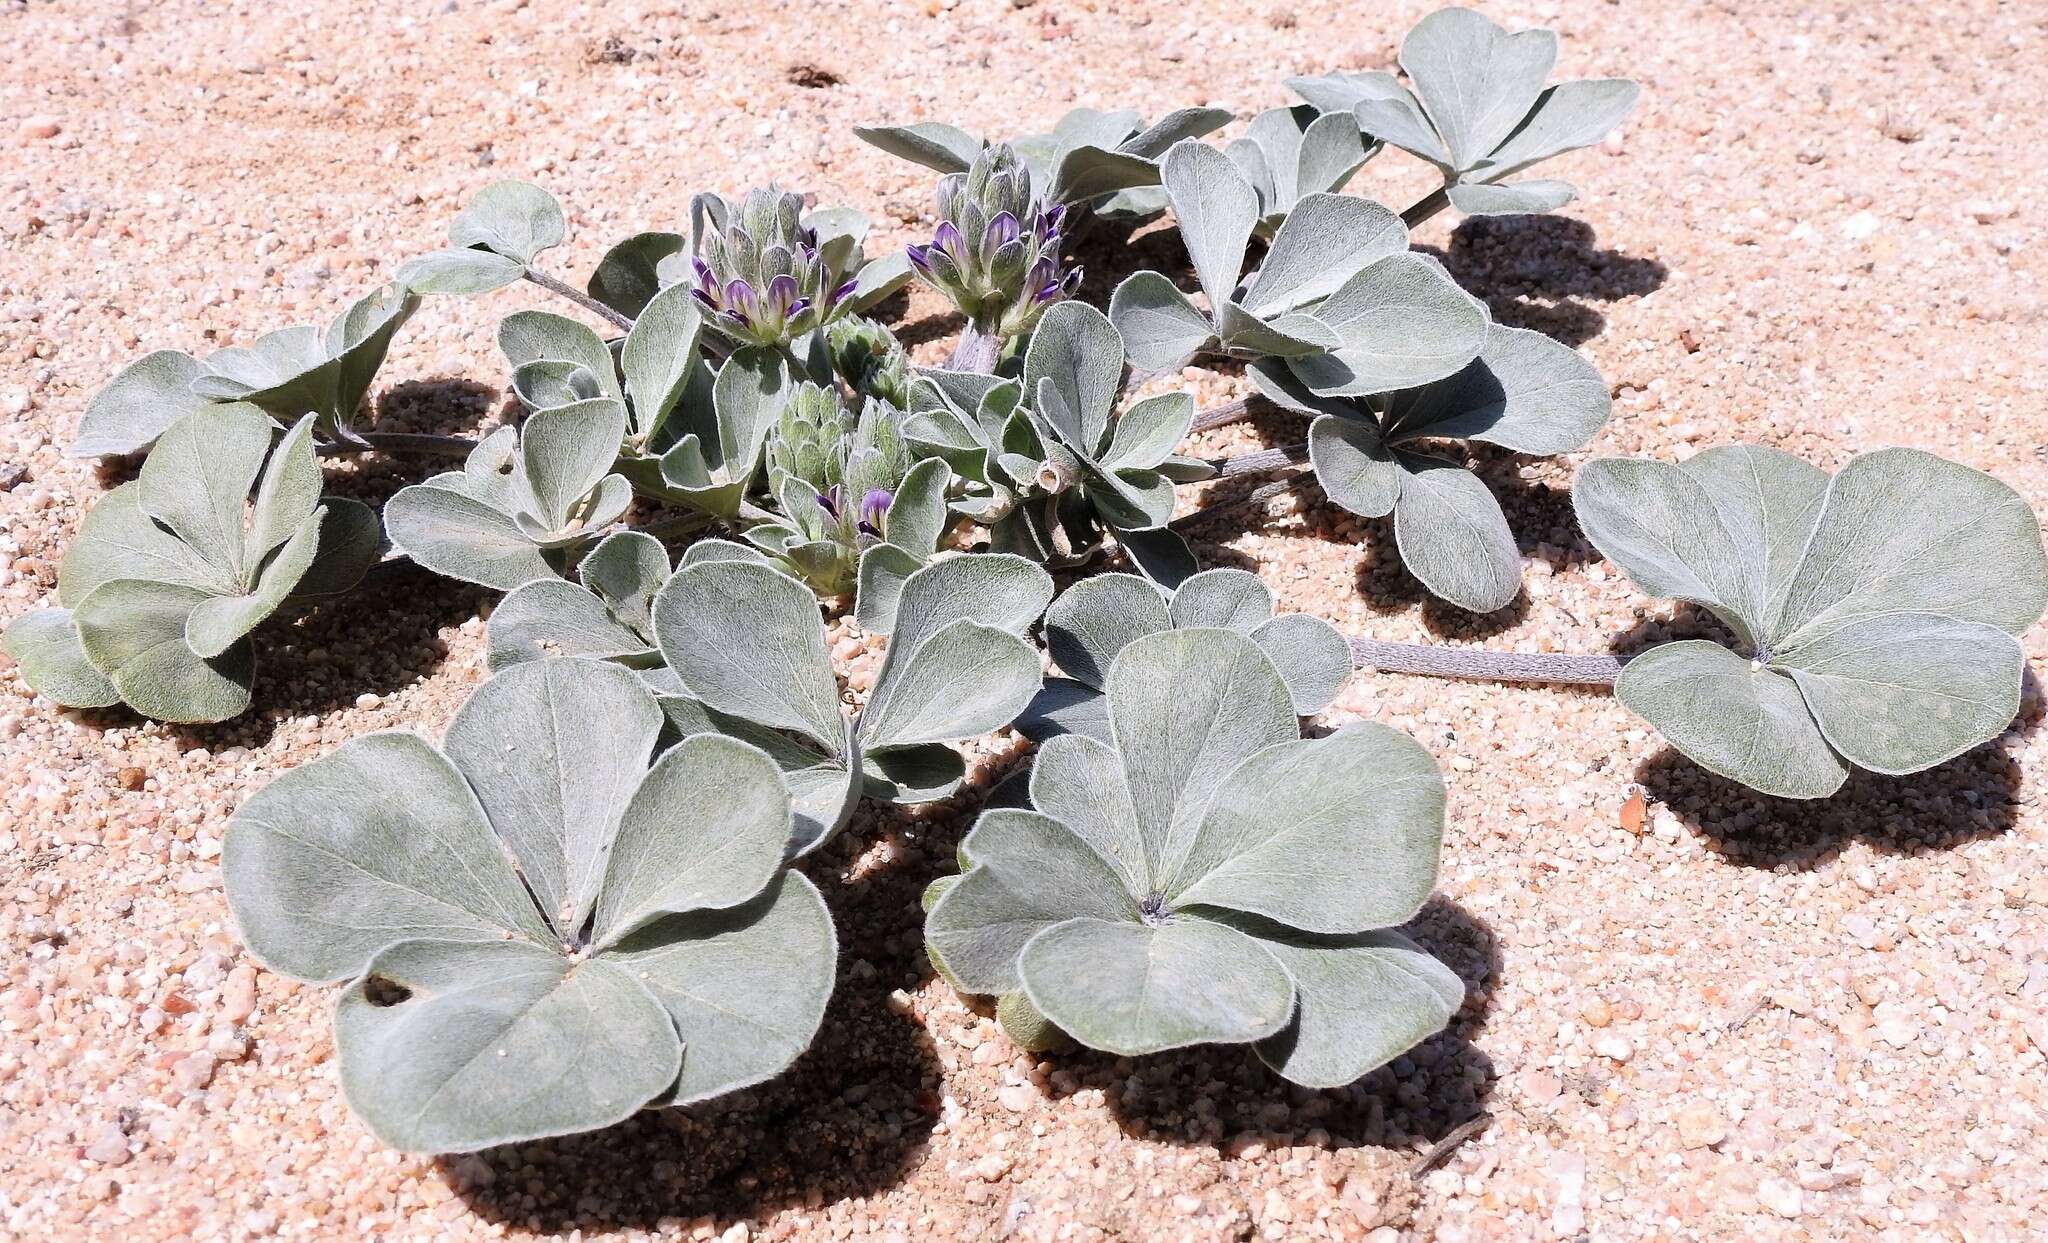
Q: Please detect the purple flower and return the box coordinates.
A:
[724,278,758,319]
[932,220,966,263]
[858,488,892,536]
[764,273,801,319]
[827,278,859,309]
[982,211,1021,253]
[815,485,843,520]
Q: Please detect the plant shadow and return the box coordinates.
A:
[1631,645,2040,869]
[442,851,943,1233]
[1069,211,1195,305]
[1042,896,1500,1151]
[1420,214,1668,347]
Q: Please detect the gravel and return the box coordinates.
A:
[3,0,2045,1239]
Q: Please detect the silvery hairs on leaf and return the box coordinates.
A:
[395,180,567,295]
[1249,322,1611,614]
[1227,106,1375,238]
[926,627,1461,1085]
[856,106,1232,212]
[222,658,836,1153]
[649,549,1052,854]
[73,284,419,458]
[1575,445,2048,799]
[1289,6,1640,218]
[383,402,633,592]
[1109,139,1486,383]
[1018,569,1353,743]
[6,407,379,723]
[487,529,671,672]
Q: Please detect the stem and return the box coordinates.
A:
[1209,442,1308,479]
[1168,470,1311,532]
[318,432,480,460]
[1351,637,1625,686]
[1400,186,1452,231]
[523,268,634,332]
[946,322,1002,372]
[1189,396,1267,435]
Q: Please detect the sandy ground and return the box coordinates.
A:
[3,0,2046,1239]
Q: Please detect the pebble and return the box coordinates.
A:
[84,1124,131,1166]
[1840,211,1881,240]
[1756,1176,1805,1218]
[18,116,61,141]
[1593,1034,1633,1062]
[996,1084,1035,1113]
[1676,1103,1727,1149]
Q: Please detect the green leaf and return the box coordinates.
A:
[71,350,209,458]
[607,871,837,1105]
[184,508,321,657]
[1024,302,1124,455]
[447,180,567,264]
[1160,140,1256,313]
[72,579,254,723]
[223,731,556,982]
[1028,732,1149,897]
[592,733,790,944]
[859,619,1042,751]
[588,231,687,317]
[1123,107,1233,159]
[383,478,559,592]
[1778,614,2026,777]
[1248,924,1464,1088]
[861,742,965,804]
[486,579,655,669]
[1167,724,1445,931]
[519,399,629,532]
[1290,255,1490,397]
[1044,572,1170,689]
[852,543,925,638]
[1243,193,1405,316]
[60,482,226,605]
[853,122,982,173]
[499,311,621,404]
[333,939,676,1153]
[1251,613,1354,716]
[1308,412,1403,518]
[925,809,1138,994]
[1,608,119,708]
[1478,80,1641,181]
[1400,7,1557,172]
[1446,179,1575,216]
[396,248,527,296]
[1017,916,1295,1056]
[441,660,663,936]
[1101,392,1195,473]
[1382,324,1610,454]
[1392,452,1523,614]
[137,404,275,585]
[1614,640,1850,799]
[1169,568,1273,631]
[620,284,702,442]
[651,559,844,750]
[1108,628,1299,886]
[1108,271,1215,371]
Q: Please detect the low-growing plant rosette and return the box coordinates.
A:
[925,627,1464,1085]
[222,658,837,1153]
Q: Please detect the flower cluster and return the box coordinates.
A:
[690,189,859,346]
[908,145,1082,340]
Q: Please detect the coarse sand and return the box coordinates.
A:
[2,0,2045,1239]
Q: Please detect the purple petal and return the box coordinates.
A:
[691,256,715,288]
[725,278,758,317]
[983,211,1021,251]
[765,273,801,318]
[906,245,932,275]
[1042,203,1068,231]
[859,487,892,531]
[690,286,720,311]
[815,486,842,519]
[1061,266,1084,294]
[828,278,859,307]
[933,220,965,260]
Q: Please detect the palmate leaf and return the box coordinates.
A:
[11,408,378,722]
[927,627,1454,1083]
[1020,569,1352,742]
[1577,445,2048,797]
[223,658,834,1153]
[398,180,567,295]
[856,107,1230,210]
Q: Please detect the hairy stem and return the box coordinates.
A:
[1189,396,1265,434]
[1168,470,1311,532]
[523,268,635,332]
[1209,442,1309,479]
[318,432,480,459]
[1350,637,1626,686]
[945,322,1002,372]
[1400,186,1452,231]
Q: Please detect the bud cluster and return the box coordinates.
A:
[690,189,858,347]
[907,145,1082,340]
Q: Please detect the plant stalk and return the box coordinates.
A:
[523,268,635,332]
[1400,186,1452,231]
[945,322,1002,372]
[1350,638,1626,686]
[318,432,480,459]
[1209,442,1309,479]
[1189,396,1266,435]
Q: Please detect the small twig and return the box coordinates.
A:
[523,268,634,332]
[1208,442,1308,479]
[1189,396,1265,435]
[318,432,479,460]
[1167,470,1310,532]
[1401,186,1452,231]
[1411,1112,1492,1180]
[945,323,1001,372]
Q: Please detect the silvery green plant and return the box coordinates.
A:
[905,302,1210,583]
[1246,323,1611,613]
[1574,446,2048,798]
[5,408,378,723]
[924,627,1461,1083]
[382,403,633,591]
[827,316,914,410]
[856,106,1232,212]
[1226,106,1374,237]
[395,180,573,296]
[1018,569,1353,742]
[222,658,836,1153]
[499,285,705,455]
[685,190,912,350]
[1109,140,1486,381]
[907,145,1082,343]
[73,284,418,457]
[647,551,1052,853]
[485,530,672,673]
[747,385,933,596]
[1289,7,1640,219]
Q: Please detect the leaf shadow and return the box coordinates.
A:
[1068,211,1195,304]
[1039,897,1500,1151]
[440,850,943,1234]
[1631,648,2040,870]
[1418,214,1669,348]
